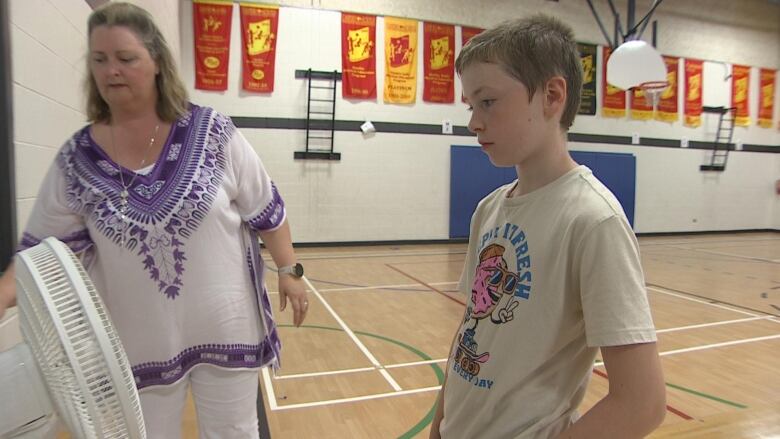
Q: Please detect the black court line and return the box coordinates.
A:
[647,282,780,318]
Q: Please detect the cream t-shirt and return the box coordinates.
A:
[440,166,657,439]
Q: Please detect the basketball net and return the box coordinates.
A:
[639,81,669,110]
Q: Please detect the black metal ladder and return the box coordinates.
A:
[699,106,735,172]
[295,69,341,160]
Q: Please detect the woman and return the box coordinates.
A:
[0,3,306,438]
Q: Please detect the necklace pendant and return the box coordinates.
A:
[120,189,129,199]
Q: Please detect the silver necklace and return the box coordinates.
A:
[109,121,160,247]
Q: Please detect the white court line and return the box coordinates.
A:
[261,367,278,410]
[270,386,442,411]
[267,280,459,295]
[274,358,449,380]
[274,366,376,380]
[302,275,402,391]
[267,250,467,262]
[656,316,771,333]
[664,245,778,264]
[658,333,780,357]
[385,358,448,369]
[647,286,763,318]
[271,333,780,410]
[593,333,780,367]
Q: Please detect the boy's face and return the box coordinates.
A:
[461,62,553,168]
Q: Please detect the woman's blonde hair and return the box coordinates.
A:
[85,2,188,123]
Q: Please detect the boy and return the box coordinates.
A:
[430,15,666,439]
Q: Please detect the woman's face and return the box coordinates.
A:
[89,25,158,110]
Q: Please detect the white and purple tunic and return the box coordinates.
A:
[19,104,283,390]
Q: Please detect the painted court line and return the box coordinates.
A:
[665,245,777,264]
[647,286,762,318]
[274,359,448,381]
[261,367,278,411]
[386,263,466,306]
[274,366,376,380]
[269,386,442,411]
[267,333,779,411]
[291,250,467,261]
[656,316,771,333]
[657,333,780,356]
[267,280,459,295]
[385,358,448,369]
[302,275,403,391]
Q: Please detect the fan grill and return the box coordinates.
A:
[17,239,146,438]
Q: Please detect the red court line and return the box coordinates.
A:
[591,369,694,421]
[385,263,465,306]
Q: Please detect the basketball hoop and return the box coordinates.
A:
[607,40,667,91]
[637,80,669,109]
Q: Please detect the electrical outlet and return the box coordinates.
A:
[442,120,453,135]
[631,133,640,145]
[681,137,689,148]
[735,139,743,150]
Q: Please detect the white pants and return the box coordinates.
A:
[139,365,261,439]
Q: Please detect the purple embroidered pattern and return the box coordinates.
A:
[18,229,93,254]
[56,105,234,299]
[132,341,278,389]
[247,182,285,231]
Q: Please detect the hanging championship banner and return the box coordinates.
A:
[384,17,418,104]
[341,13,377,99]
[461,26,483,46]
[758,68,776,128]
[731,64,751,126]
[655,56,679,122]
[684,59,703,127]
[240,4,278,93]
[578,43,597,115]
[630,86,654,120]
[461,27,484,103]
[602,46,626,118]
[193,0,233,91]
[423,22,455,103]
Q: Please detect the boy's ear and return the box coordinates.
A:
[543,76,567,120]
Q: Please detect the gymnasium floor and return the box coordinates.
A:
[182,231,779,438]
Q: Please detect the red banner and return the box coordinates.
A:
[602,47,626,118]
[758,68,776,128]
[423,22,455,103]
[240,4,278,93]
[684,59,703,127]
[460,27,483,102]
[630,86,654,120]
[461,26,483,46]
[655,56,679,122]
[341,13,377,99]
[731,64,750,126]
[193,0,233,91]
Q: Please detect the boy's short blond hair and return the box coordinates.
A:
[456,14,583,130]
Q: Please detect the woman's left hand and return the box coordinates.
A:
[278,275,308,327]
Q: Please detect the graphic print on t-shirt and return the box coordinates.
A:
[452,222,532,388]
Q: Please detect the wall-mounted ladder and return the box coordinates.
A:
[699,106,735,172]
[294,69,341,160]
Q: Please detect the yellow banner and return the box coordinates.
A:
[383,17,418,104]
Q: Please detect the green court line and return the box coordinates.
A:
[277,324,444,438]
[665,382,748,409]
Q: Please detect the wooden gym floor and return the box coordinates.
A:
[180,232,779,438]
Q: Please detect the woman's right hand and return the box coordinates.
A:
[0,262,17,320]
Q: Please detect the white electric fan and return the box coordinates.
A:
[0,237,146,438]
